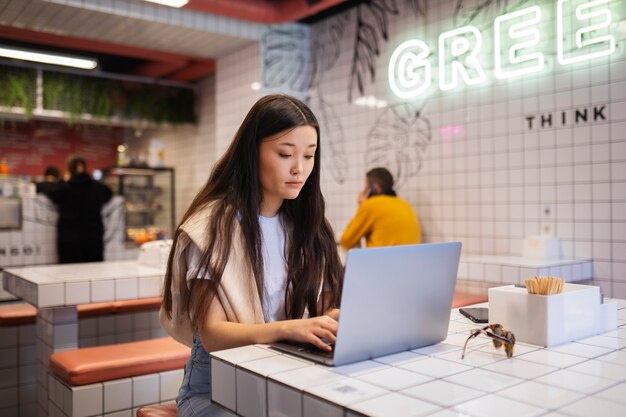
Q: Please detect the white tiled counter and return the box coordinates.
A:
[210,300,626,417]
[458,256,593,286]
[2,260,163,308]
[1,260,164,417]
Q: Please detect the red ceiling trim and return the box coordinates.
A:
[185,0,347,24]
[0,26,215,81]
[166,60,216,82]
[130,60,188,78]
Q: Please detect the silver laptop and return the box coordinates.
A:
[270,241,462,366]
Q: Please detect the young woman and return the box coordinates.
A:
[160,94,343,416]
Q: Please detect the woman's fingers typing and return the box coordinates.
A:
[283,316,338,351]
[308,327,336,351]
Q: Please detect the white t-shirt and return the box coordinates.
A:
[259,214,288,322]
[185,215,288,322]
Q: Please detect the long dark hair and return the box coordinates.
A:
[162,94,343,329]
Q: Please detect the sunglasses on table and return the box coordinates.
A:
[461,323,516,359]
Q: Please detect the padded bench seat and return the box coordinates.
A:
[0,302,37,325]
[50,337,190,386]
[48,338,188,417]
[137,404,178,417]
[76,296,163,318]
[0,297,163,326]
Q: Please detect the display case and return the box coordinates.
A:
[102,167,175,246]
[0,174,25,230]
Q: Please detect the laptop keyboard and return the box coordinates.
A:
[288,341,335,359]
[301,343,335,359]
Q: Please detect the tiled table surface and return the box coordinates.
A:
[458,256,592,285]
[2,260,164,307]
[210,300,626,417]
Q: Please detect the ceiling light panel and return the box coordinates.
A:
[0,46,98,70]
[144,0,189,7]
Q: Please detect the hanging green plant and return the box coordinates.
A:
[0,66,36,118]
[89,79,112,118]
[42,71,196,125]
[43,72,115,124]
[1,64,196,125]
[114,80,196,125]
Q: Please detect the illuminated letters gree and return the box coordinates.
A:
[388,0,617,99]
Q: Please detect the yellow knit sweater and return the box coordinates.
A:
[340,195,421,250]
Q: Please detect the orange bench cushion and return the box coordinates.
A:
[137,404,178,417]
[50,337,190,386]
[452,291,487,308]
[0,303,37,326]
[77,297,162,318]
[0,297,163,326]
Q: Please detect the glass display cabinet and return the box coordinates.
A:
[102,167,175,246]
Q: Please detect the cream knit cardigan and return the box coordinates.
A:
[159,205,266,347]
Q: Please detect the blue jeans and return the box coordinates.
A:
[176,333,236,417]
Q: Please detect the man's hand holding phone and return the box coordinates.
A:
[358,181,377,205]
[357,184,370,205]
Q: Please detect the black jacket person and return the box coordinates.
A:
[48,156,112,263]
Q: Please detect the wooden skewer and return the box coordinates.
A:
[525,276,564,295]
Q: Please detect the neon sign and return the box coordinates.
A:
[439,26,486,90]
[494,6,543,79]
[388,0,618,99]
[557,0,616,64]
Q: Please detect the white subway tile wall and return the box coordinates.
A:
[151,41,261,217]
[142,75,218,223]
[185,0,626,297]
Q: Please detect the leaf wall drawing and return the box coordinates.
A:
[453,0,530,28]
[310,12,352,183]
[348,0,399,101]
[316,95,349,183]
[365,103,432,188]
[310,12,351,89]
[261,27,310,92]
[404,0,428,17]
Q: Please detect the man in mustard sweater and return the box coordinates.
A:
[340,167,421,250]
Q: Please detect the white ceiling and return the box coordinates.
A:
[0,0,263,59]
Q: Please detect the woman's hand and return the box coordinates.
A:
[280,316,338,351]
[324,308,340,321]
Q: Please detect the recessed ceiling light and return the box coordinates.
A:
[144,0,189,7]
[0,45,98,70]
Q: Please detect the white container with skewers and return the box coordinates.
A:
[488,277,617,347]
